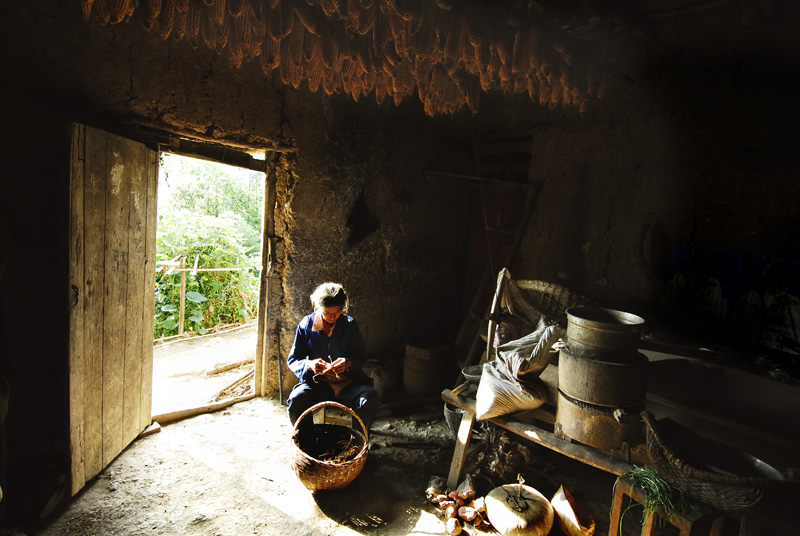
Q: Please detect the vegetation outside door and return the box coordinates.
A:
[68,123,158,495]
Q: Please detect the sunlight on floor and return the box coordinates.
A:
[408,509,448,536]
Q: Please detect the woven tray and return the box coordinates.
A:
[641,411,784,512]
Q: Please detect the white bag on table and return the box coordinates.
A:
[475,317,563,420]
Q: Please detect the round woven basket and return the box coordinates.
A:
[291,401,369,491]
[641,411,781,512]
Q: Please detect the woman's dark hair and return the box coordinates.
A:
[310,282,348,311]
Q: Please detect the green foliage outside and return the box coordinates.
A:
[154,154,264,339]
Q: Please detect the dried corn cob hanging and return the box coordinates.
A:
[77,0,605,116]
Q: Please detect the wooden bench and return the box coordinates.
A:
[440,384,649,489]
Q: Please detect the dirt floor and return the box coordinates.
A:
[12,327,707,536]
[28,394,644,536]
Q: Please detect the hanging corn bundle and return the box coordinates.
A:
[79,0,606,116]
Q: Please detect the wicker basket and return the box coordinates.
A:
[291,401,369,491]
[514,279,594,323]
[641,411,783,512]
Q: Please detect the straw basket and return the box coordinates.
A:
[641,411,783,512]
[515,279,594,323]
[291,401,369,491]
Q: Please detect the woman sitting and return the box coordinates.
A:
[286,282,380,431]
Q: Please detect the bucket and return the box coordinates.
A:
[565,306,645,360]
[402,343,449,398]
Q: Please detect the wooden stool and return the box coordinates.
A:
[608,476,726,536]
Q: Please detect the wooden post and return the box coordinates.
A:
[178,256,186,335]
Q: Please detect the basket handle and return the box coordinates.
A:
[294,400,369,444]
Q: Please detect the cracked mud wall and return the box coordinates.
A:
[269,92,466,398]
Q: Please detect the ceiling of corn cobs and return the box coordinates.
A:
[80,0,609,116]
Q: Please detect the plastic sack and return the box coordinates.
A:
[475,362,548,420]
[475,317,563,420]
[497,317,564,377]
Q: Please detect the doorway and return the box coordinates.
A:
[151,153,266,417]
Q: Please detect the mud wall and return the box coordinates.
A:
[268,94,467,397]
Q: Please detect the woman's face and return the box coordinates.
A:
[319,306,343,324]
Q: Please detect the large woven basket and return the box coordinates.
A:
[641,411,784,512]
[291,401,369,491]
[514,279,594,323]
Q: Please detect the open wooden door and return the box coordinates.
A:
[68,123,158,496]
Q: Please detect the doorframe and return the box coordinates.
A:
[255,153,279,398]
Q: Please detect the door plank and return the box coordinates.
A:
[122,141,146,447]
[68,124,87,495]
[102,133,131,468]
[82,127,108,481]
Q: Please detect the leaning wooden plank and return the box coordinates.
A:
[209,369,255,402]
[152,394,256,425]
[447,409,476,489]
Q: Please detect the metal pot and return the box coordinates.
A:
[565,306,645,360]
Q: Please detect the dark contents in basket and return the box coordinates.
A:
[296,423,364,463]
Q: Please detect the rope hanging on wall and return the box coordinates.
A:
[80,0,606,116]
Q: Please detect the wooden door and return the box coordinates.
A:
[68,123,158,495]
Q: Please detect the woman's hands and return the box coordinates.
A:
[329,357,349,375]
[310,357,349,382]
